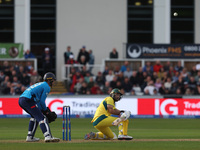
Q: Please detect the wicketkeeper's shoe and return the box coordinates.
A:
[84,132,95,140]
[118,135,133,140]
[26,136,40,142]
[44,136,60,142]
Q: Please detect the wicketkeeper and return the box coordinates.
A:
[85,88,133,140]
[18,72,60,142]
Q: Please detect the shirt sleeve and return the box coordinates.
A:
[107,97,116,109]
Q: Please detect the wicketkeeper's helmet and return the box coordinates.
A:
[43,72,56,87]
[110,88,123,101]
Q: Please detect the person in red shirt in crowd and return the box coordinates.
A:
[70,71,84,93]
[153,60,163,73]
[67,54,78,64]
[90,82,103,94]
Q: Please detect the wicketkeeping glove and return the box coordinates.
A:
[42,107,57,123]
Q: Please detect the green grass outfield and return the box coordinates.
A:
[0,118,200,150]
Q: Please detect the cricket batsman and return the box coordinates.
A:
[84,88,133,140]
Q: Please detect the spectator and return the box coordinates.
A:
[88,50,95,73]
[168,66,176,78]
[185,88,192,95]
[136,67,144,86]
[24,61,33,73]
[79,55,87,66]
[164,77,172,89]
[130,71,138,86]
[172,71,180,83]
[67,54,78,64]
[152,71,158,82]
[81,65,88,77]
[163,61,171,72]
[2,61,10,76]
[42,47,53,74]
[175,88,182,95]
[130,89,136,95]
[170,81,178,94]
[11,76,20,90]
[0,75,10,94]
[159,69,167,82]
[91,82,102,94]
[140,72,149,91]
[77,46,89,64]
[153,88,160,95]
[153,60,163,73]
[182,81,189,94]
[84,72,91,83]
[79,81,88,94]
[195,71,200,82]
[159,83,170,95]
[188,76,196,91]
[116,81,122,90]
[110,76,118,89]
[64,46,73,64]
[120,61,130,73]
[105,70,114,82]
[154,78,162,91]
[117,72,124,83]
[143,61,153,72]
[0,71,5,84]
[102,81,110,94]
[95,71,105,87]
[190,65,197,77]
[109,48,118,59]
[145,66,153,77]
[174,61,183,72]
[176,75,184,90]
[30,70,42,84]
[124,67,132,78]
[14,62,20,73]
[113,66,121,76]
[122,77,132,94]
[144,80,156,95]
[102,66,109,77]
[70,71,84,93]
[20,72,31,87]
[2,82,11,95]
[181,68,189,82]
[24,49,35,59]
[194,82,200,95]
[14,83,23,95]
[87,77,95,90]
[74,78,84,94]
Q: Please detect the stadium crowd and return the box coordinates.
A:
[64,46,200,96]
[1,46,200,96]
[0,60,42,95]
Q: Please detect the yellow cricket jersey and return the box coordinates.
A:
[91,96,116,123]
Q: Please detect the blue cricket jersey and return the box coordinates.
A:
[20,81,50,111]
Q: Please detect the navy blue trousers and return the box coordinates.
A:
[18,97,50,137]
[18,97,44,121]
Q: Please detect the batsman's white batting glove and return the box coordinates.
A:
[120,110,131,121]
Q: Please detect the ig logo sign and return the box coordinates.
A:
[155,99,178,115]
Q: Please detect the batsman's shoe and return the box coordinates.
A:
[26,136,40,142]
[44,136,60,142]
[84,132,95,140]
[118,135,133,140]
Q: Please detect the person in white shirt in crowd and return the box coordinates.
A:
[123,67,133,79]
[143,80,156,95]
